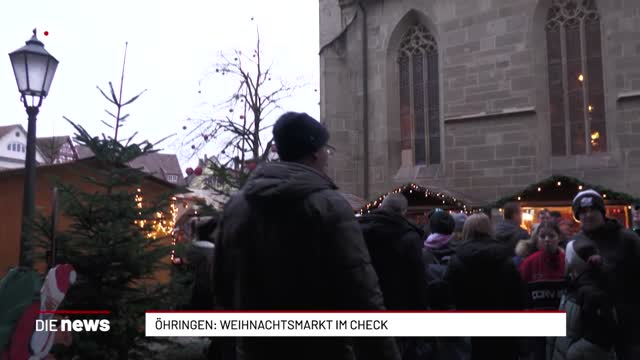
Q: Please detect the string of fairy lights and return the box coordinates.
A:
[491,178,619,208]
[358,177,635,217]
[358,183,479,215]
[516,181,594,201]
[134,188,179,261]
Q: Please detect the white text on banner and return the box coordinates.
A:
[145,312,566,337]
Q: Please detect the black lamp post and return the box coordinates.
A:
[9,29,58,267]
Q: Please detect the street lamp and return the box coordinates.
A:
[9,28,58,267]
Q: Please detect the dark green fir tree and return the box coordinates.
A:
[37,43,178,360]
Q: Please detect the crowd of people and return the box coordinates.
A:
[201,111,640,360]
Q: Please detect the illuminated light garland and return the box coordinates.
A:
[489,175,639,210]
[134,189,179,261]
[358,183,474,214]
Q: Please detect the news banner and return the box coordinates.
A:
[145,311,566,337]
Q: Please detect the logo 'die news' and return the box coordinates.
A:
[36,317,110,333]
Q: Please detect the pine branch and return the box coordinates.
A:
[114,42,128,142]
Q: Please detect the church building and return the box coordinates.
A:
[319,0,640,209]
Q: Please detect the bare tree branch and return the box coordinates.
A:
[181,23,302,196]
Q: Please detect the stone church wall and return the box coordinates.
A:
[319,0,640,204]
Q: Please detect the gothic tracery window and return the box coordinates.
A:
[398,24,440,165]
[546,0,605,155]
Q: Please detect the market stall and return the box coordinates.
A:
[488,175,638,233]
[358,183,477,225]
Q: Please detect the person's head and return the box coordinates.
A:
[558,219,574,240]
[452,212,468,233]
[380,193,408,216]
[429,210,455,235]
[503,202,522,225]
[532,220,562,254]
[549,211,562,222]
[572,189,606,232]
[538,209,551,223]
[462,213,494,242]
[632,203,640,228]
[273,112,332,173]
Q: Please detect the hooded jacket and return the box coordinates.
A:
[423,234,457,266]
[495,220,530,256]
[576,218,640,351]
[358,208,428,310]
[446,237,526,311]
[446,237,526,360]
[212,162,400,360]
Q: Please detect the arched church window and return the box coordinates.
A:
[546,0,605,155]
[398,24,440,165]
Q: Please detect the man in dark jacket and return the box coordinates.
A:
[358,193,427,311]
[495,201,530,256]
[571,190,640,360]
[212,112,400,360]
[358,194,430,360]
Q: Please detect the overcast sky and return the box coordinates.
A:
[0,0,320,171]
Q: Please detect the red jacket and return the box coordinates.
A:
[519,249,565,282]
[519,250,566,310]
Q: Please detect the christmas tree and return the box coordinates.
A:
[37,44,177,359]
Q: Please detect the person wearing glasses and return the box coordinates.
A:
[212,111,400,360]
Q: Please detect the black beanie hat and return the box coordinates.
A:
[572,189,606,221]
[429,210,455,235]
[273,112,330,161]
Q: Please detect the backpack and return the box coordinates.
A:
[425,254,453,310]
[423,255,472,360]
[0,267,42,351]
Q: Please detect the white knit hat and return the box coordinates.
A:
[572,189,605,221]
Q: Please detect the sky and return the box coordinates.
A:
[0,0,320,171]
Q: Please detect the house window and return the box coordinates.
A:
[546,0,605,156]
[166,174,178,183]
[398,24,440,165]
[7,142,25,153]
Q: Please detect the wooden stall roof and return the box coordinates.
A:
[488,175,639,208]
